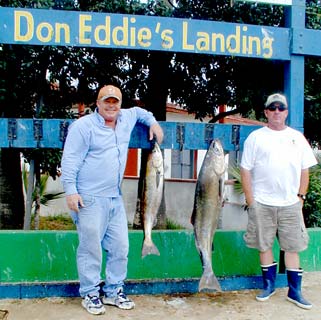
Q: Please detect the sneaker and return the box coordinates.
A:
[102,288,135,310]
[81,295,106,315]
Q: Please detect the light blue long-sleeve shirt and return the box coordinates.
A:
[61,107,157,197]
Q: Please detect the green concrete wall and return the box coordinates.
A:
[0,229,320,283]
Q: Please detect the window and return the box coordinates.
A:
[171,149,196,179]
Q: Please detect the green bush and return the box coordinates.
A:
[34,214,76,230]
[304,163,321,227]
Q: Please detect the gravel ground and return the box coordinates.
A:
[0,272,320,320]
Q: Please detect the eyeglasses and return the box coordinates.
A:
[265,104,288,112]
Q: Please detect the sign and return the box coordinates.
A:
[0,7,291,60]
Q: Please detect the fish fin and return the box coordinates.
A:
[142,240,160,258]
[198,271,222,292]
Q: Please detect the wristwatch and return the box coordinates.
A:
[297,193,306,200]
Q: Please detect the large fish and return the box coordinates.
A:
[191,139,225,292]
[141,142,164,258]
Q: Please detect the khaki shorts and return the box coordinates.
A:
[244,200,309,252]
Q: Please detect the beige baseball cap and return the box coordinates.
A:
[97,85,122,101]
[265,93,288,108]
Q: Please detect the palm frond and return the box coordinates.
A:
[40,192,65,206]
[228,162,243,194]
[314,150,321,165]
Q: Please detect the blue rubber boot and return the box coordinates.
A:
[256,262,277,302]
[286,268,312,310]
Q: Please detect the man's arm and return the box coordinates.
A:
[298,168,310,202]
[149,122,164,144]
[61,121,89,212]
[132,107,164,144]
[240,167,254,206]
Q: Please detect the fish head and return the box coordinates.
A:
[151,142,163,169]
[210,139,226,176]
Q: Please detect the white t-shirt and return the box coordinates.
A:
[241,126,317,206]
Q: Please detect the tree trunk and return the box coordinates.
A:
[24,159,35,230]
[33,159,41,230]
[0,149,25,229]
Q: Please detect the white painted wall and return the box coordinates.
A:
[41,177,248,230]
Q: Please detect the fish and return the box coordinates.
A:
[141,142,164,258]
[191,139,226,292]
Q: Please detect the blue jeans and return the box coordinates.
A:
[70,194,129,297]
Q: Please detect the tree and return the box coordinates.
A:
[0,1,78,229]
[0,150,25,228]
[304,1,321,147]
[0,43,29,229]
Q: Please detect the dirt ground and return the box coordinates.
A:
[0,272,320,320]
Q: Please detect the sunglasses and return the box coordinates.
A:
[265,104,287,112]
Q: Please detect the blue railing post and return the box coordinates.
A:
[284,0,306,132]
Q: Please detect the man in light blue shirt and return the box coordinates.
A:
[61,84,163,315]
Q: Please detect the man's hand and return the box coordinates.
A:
[149,122,164,144]
[66,194,84,212]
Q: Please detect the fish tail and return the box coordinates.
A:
[199,271,222,292]
[142,240,160,258]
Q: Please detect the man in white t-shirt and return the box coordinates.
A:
[240,93,317,310]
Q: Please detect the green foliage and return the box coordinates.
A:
[228,162,243,195]
[303,160,321,227]
[303,1,321,147]
[33,214,75,230]
[304,57,321,147]
[37,175,65,206]
[306,0,321,30]
[168,1,285,122]
[23,149,63,179]
[1,1,319,142]
[166,218,184,230]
